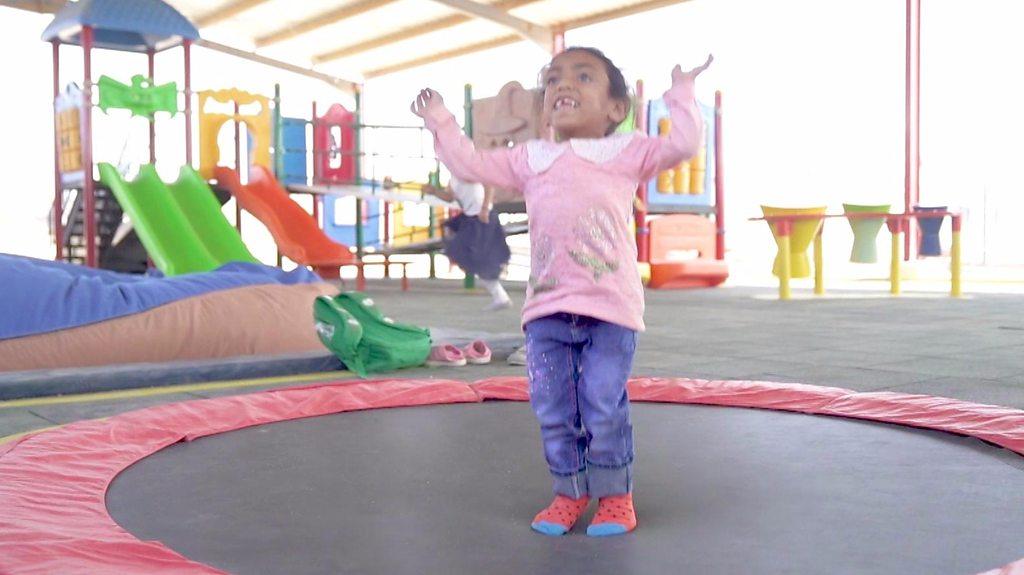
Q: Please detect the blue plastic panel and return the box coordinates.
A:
[645,99,716,210]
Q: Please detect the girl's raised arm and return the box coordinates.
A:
[635,55,713,182]
[412,88,526,193]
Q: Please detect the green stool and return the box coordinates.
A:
[843,203,891,263]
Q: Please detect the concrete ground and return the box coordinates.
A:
[3,277,1023,441]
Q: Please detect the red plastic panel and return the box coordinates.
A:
[313,103,355,184]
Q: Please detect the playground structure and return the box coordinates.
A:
[43,4,483,288]
[42,0,429,287]
[635,83,729,289]
[42,0,728,293]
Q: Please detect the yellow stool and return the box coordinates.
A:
[761,205,826,279]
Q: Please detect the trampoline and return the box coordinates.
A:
[2,377,1023,575]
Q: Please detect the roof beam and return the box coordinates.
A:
[313,0,538,64]
[0,0,63,14]
[194,39,358,92]
[426,0,551,48]
[255,0,398,48]
[363,0,693,78]
[363,34,519,79]
[194,0,273,28]
[558,0,693,30]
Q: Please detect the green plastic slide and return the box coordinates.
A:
[167,166,257,266]
[98,163,258,276]
[314,291,431,377]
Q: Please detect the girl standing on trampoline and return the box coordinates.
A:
[413,47,711,537]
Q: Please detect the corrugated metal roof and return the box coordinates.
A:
[170,0,688,81]
[13,0,690,85]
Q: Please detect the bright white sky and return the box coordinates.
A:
[1,0,1021,269]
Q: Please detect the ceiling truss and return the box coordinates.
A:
[1,0,693,81]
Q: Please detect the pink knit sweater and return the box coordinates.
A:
[423,80,703,331]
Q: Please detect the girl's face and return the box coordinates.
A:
[542,50,627,140]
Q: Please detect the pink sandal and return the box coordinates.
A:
[462,340,492,365]
[426,344,467,367]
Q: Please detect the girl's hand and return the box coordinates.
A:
[672,54,714,86]
[411,88,445,118]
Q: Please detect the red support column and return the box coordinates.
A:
[552,28,565,55]
[51,40,63,261]
[147,49,156,165]
[714,91,725,260]
[81,26,97,267]
[904,0,921,260]
[183,40,193,167]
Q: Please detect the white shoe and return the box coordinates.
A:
[484,298,512,312]
[506,345,527,366]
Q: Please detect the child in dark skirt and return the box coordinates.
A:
[424,177,512,310]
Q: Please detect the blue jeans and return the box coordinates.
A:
[524,313,637,499]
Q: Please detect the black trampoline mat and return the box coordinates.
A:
[107,401,1024,575]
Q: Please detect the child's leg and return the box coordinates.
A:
[478,277,511,310]
[577,318,638,536]
[525,314,587,497]
[525,314,590,534]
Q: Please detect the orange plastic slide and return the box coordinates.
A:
[215,166,356,277]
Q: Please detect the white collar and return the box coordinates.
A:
[525,132,637,174]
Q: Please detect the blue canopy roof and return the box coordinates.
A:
[41,0,199,53]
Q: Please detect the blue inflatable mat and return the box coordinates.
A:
[0,254,323,340]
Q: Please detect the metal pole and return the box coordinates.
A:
[904,0,920,260]
[888,217,902,295]
[51,40,63,261]
[234,101,242,232]
[913,0,921,257]
[352,89,367,290]
[950,215,962,297]
[354,89,364,259]
[273,84,282,178]
[634,80,648,263]
[311,101,318,184]
[777,220,791,301]
[183,40,193,166]
[462,83,475,289]
[813,225,824,295]
[714,90,725,260]
[427,169,438,279]
[81,26,97,267]
[147,48,156,165]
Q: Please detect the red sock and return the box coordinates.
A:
[587,493,637,536]
[531,495,590,536]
